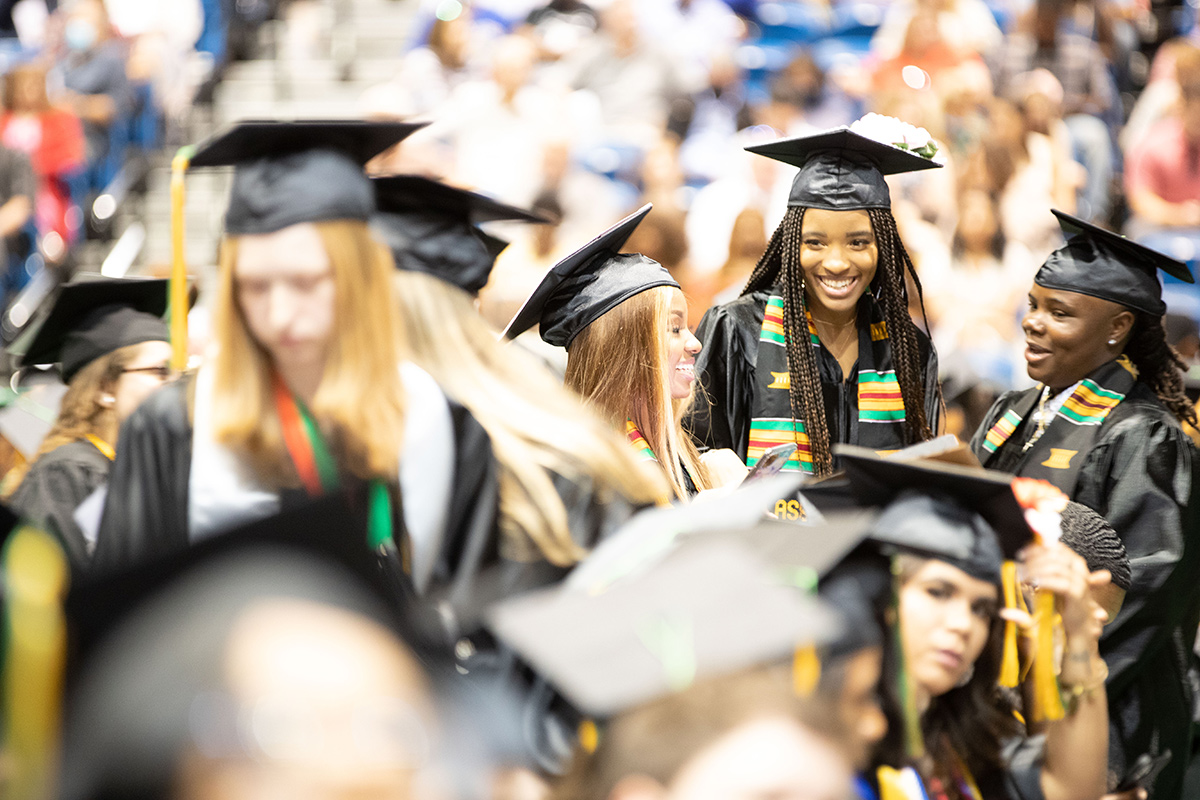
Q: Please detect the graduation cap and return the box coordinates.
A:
[746,126,941,212]
[9,275,168,383]
[834,444,1034,584]
[371,175,550,295]
[187,120,426,236]
[486,537,840,718]
[1034,209,1193,316]
[502,204,679,347]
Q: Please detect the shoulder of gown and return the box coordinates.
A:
[968,388,1034,457]
[11,440,110,570]
[91,379,194,576]
[686,291,768,456]
[1072,383,1196,689]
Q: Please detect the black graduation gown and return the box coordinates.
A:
[971,383,1200,799]
[91,377,642,773]
[11,439,110,570]
[686,290,942,459]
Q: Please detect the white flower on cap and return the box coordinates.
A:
[850,113,938,160]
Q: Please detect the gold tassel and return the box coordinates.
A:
[877,766,925,800]
[1031,590,1064,722]
[792,644,821,697]
[999,560,1020,687]
[169,147,193,373]
[578,719,599,754]
[3,525,70,800]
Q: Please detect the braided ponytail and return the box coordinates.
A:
[1124,313,1197,427]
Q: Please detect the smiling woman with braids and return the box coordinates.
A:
[688,119,944,476]
[970,211,1198,800]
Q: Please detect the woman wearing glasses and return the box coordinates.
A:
[7,276,173,569]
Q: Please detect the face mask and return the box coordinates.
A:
[64,19,97,52]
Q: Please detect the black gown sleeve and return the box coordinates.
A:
[1074,401,1194,690]
[10,442,109,571]
[918,331,943,436]
[686,298,760,458]
[91,381,193,575]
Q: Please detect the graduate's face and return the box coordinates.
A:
[112,340,174,424]
[835,646,887,769]
[234,223,336,376]
[798,209,877,319]
[899,559,998,703]
[665,288,702,400]
[1022,285,1134,392]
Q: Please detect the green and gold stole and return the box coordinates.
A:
[626,418,657,462]
[271,373,395,551]
[748,293,907,474]
[978,356,1137,495]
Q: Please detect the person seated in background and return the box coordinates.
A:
[0,62,86,245]
[54,0,133,194]
[1124,43,1200,250]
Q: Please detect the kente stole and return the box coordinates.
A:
[978,356,1137,496]
[749,293,906,474]
[626,418,657,462]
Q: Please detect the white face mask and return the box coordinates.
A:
[64,19,97,52]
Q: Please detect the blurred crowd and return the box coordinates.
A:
[0,0,234,306]
[356,0,1200,435]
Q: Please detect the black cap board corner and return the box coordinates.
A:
[1034,209,1192,317]
[747,126,941,212]
[502,204,680,347]
[10,275,169,383]
[187,120,427,236]
[834,444,1034,582]
[372,175,547,294]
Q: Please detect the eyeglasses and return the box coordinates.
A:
[122,365,174,380]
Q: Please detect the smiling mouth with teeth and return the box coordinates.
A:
[818,276,856,289]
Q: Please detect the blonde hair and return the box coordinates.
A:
[210,220,406,485]
[4,344,135,495]
[393,271,665,566]
[564,286,710,501]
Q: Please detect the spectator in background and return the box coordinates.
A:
[924,189,1025,393]
[635,0,745,94]
[767,52,858,133]
[563,0,687,151]
[360,8,479,119]
[523,0,599,63]
[55,0,133,194]
[1124,43,1200,250]
[0,137,34,301]
[675,49,753,185]
[870,7,986,99]
[1,62,85,244]
[445,35,562,206]
[870,0,1004,62]
[997,0,1117,223]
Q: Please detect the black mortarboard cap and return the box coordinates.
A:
[188,120,426,236]
[746,127,940,211]
[487,538,840,717]
[502,205,679,347]
[11,275,168,383]
[1034,209,1193,316]
[834,445,1035,583]
[371,175,549,295]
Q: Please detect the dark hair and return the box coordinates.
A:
[1060,501,1131,591]
[741,206,940,475]
[885,556,1020,800]
[1124,312,1198,427]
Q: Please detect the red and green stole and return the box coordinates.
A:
[271,374,395,551]
[977,356,1137,496]
[626,419,657,462]
[749,292,907,474]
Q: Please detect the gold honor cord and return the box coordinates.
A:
[169,147,194,373]
[3,525,69,800]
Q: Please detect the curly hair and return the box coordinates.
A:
[1123,312,1197,428]
[741,206,939,475]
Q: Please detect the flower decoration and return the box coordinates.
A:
[1011,477,1067,545]
[850,113,939,160]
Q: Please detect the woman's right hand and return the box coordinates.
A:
[698,448,749,489]
[1020,543,1108,645]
